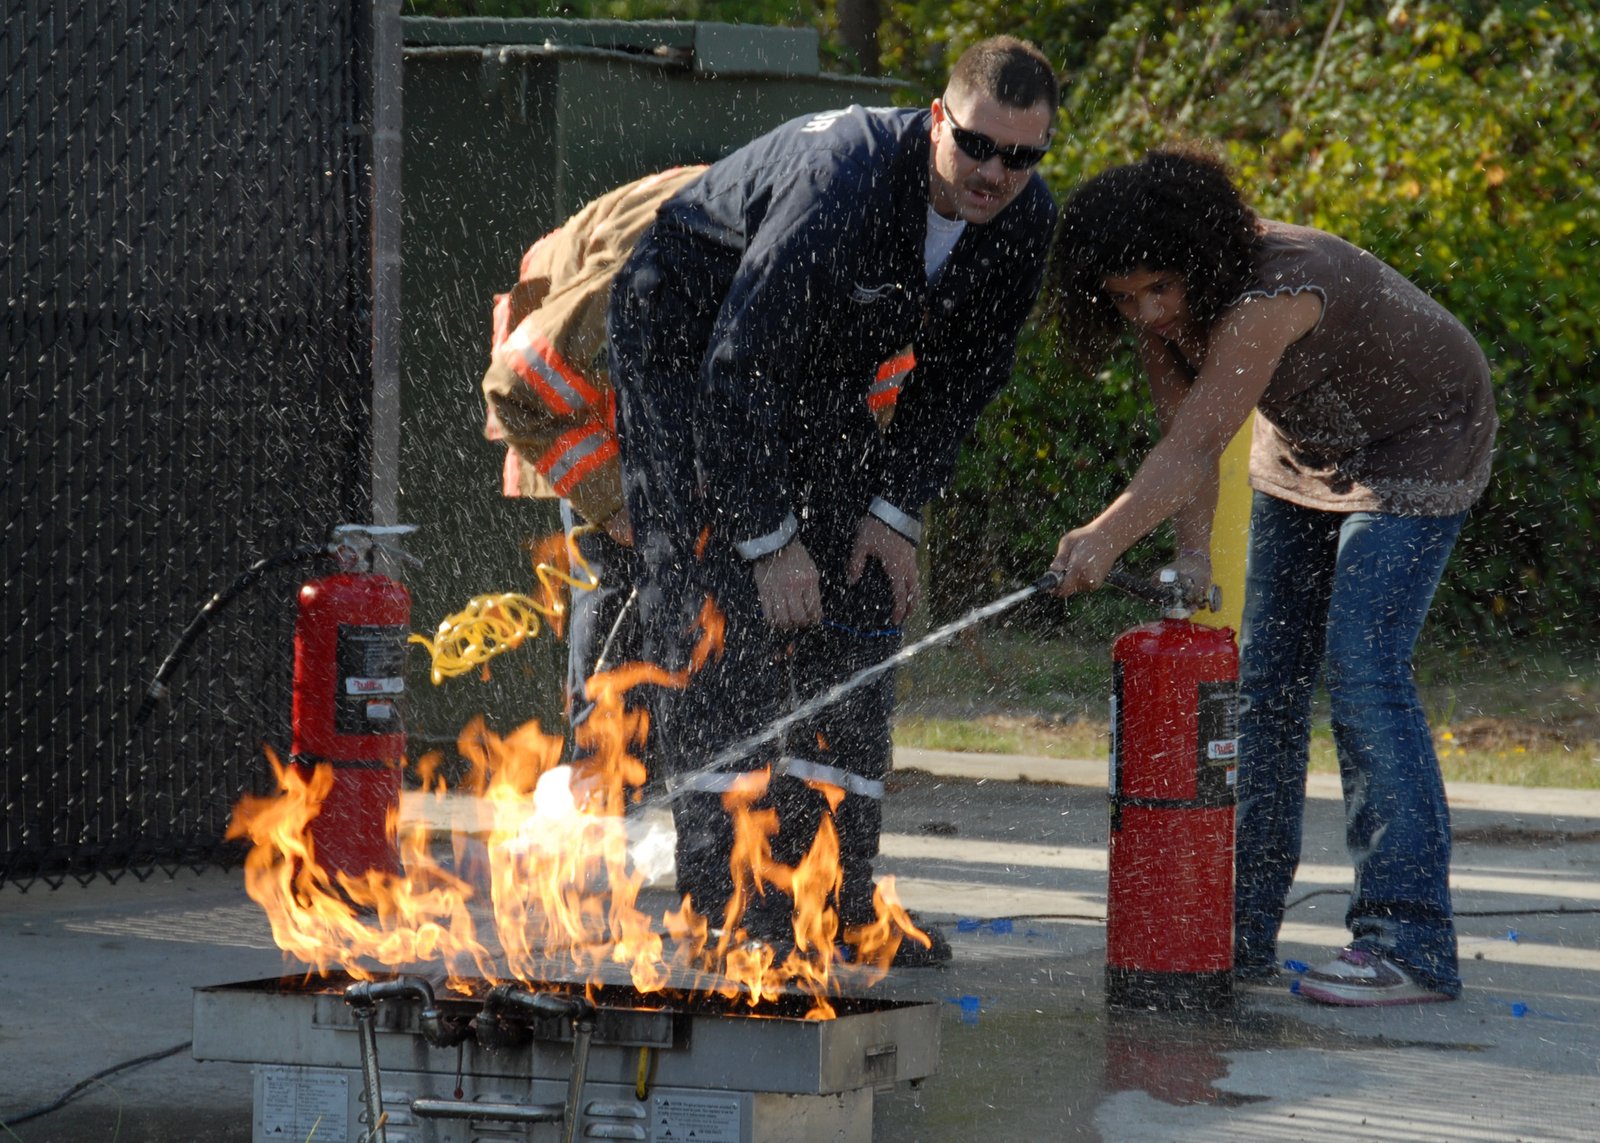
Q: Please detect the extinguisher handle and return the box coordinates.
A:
[373,541,425,569]
[1105,567,1169,605]
[1106,567,1222,614]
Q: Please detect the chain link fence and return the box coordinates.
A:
[2,1,386,889]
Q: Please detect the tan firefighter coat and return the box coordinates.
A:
[482,166,707,525]
[482,166,912,527]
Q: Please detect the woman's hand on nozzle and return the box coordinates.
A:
[1048,526,1119,597]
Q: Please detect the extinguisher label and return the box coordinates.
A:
[345,676,403,695]
[1196,679,1239,806]
[336,624,407,736]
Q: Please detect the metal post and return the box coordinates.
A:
[369,0,404,526]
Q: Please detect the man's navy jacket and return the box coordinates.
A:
[613,103,1058,560]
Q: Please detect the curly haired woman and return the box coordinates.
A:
[1047,145,1497,1006]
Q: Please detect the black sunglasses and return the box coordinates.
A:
[943,105,1051,172]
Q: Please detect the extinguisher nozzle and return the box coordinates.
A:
[1030,569,1065,594]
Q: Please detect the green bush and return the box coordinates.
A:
[893,1,1600,641]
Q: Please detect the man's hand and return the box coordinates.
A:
[849,516,918,624]
[754,541,822,630]
[1048,525,1120,597]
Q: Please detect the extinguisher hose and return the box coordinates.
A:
[134,543,330,726]
[667,569,1065,791]
[408,527,601,685]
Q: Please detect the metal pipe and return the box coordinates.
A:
[478,986,598,1142]
[347,1000,388,1143]
[411,1098,563,1124]
[369,0,404,527]
[403,43,688,69]
[346,976,435,1008]
[344,975,476,1142]
[562,1012,596,1143]
[345,976,469,1049]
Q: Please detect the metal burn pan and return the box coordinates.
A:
[194,972,939,1142]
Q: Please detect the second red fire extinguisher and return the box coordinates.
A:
[1105,570,1239,1010]
[291,524,415,881]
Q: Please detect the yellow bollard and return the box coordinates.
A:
[1194,415,1252,634]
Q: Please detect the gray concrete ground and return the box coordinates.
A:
[3,748,1598,1142]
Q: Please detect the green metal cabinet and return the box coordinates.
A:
[398,18,905,754]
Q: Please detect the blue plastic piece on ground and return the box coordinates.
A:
[989,918,1014,934]
[1511,1002,1528,1018]
[1506,928,1520,943]
[1289,979,1301,994]
[1284,959,1310,973]
[956,917,981,932]
[957,995,981,1024]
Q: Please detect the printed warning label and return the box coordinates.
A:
[257,1066,348,1140]
[335,623,407,735]
[651,1092,743,1141]
[1207,737,1238,762]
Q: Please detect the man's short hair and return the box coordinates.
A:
[947,36,1059,115]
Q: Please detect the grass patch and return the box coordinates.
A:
[893,627,1600,789]
[895,714,1106,759]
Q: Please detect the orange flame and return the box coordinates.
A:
[230,594,927,1016]
[226,747,495,988]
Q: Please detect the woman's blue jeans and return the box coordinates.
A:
[1233,493,1465,995]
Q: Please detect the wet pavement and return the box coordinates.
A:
[872,755,1600,1142]
[2,748,1598,1141]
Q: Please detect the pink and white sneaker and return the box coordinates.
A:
[1293,947,1455,1007]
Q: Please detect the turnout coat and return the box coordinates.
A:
[481,166,706,526]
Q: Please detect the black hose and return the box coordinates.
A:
[1105,567,1171,607]
[0,1041,192,1126]
[133,543,328,726]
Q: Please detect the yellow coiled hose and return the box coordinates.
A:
[409,529,599,685]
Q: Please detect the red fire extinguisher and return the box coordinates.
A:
[1105,569,1238,1010]
[291,525,415,880]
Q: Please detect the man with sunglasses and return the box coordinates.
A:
[607,36,1059,966]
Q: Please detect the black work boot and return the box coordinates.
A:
[838,858,951,968]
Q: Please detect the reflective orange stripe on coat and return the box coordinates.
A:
[869,349,914,412]
[536,422,619,498]
[503,322,603,416]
